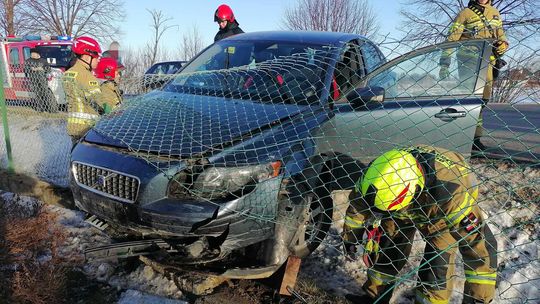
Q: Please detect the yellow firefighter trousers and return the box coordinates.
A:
[363,206,497,304]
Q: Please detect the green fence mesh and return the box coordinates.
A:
[0,30,539,303]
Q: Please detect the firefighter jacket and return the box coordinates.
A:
[100,80,122,112]
[447,1,507,44]
[214,21,244,42]
[63,59,103,138]
[442,1,508,101]
[344,145,497,303]
[344,145,478,239]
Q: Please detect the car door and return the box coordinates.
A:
[315,40,491,163]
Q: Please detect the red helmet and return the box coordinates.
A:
[214,4,235,23]
[73,36,101,58]
[94,57,117,80]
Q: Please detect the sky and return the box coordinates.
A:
[109,0,403,56]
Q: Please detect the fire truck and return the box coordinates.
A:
[1,35,74,111]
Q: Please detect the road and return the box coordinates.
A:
[480,103,540,164]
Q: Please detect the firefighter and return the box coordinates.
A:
[24,48,56,112]
[439,0,508,150]
[214,4,244,42]
[95,57,123,112]
[63,36,104,142]
[343,145,498,304]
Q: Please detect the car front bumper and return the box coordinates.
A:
[70,142,281,256]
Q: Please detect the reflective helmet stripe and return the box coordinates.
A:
[387,183,410,210]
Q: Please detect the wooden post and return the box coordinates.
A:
[279,256,302,296]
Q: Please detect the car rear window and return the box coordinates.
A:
[146,62,183,75]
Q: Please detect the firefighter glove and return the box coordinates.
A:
[362,224,382,268]
[494,40,508,57]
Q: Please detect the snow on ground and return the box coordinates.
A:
[0,190,187,303]
[51,204,187,301]
[0,109,538,302]
[301,159,540,304]
[0,111,71,187]
[0,159,538,303]
[117,290,188,304]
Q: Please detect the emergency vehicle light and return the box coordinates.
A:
[23,35,42,41]
[4,37,23,42]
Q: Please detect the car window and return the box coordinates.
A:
[166,44,333,105]
[147,62,183,75]
[35,45,73,68]
[9,48,20,65]
[332,41,365,102]
[155,65,166,74]
[361,41,383,72]
[179,40,327,74]
[23,47,31,60]
[368,42,484,99]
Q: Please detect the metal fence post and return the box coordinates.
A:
[0,63,14,173]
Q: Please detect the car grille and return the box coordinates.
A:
[72,162,140,203]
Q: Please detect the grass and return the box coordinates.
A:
[0,197,77,304]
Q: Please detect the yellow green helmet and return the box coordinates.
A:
[360,149,425,211]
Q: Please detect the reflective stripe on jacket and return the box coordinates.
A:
[344,145,478,236]
[63,60,103,137]
[447,3,507,43]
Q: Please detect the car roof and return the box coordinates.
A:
[224,31,369,46]
[152,61,186,65]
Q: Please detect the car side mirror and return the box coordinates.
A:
[346,86,385,109]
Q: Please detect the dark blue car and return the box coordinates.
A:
[71,31,491,277]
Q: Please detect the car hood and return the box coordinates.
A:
[85,91,308,157]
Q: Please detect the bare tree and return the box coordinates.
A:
[400,0,540,44]
[179,25,204,61]
[0,0,33,35]
[23,0,125,40]
[145,9,176,66]
[282,0,380,38]
[492,51,539,104]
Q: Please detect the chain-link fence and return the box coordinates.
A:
[1,29,539,303]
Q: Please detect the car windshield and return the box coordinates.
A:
[35,45,72,68]
[146,62,184,75]
[164,40,333,105]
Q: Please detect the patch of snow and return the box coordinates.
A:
[301,159,540,303]
[0,190,41,217]
[0,114,71,186]
[1,156,538,303]
[117,290,188,304]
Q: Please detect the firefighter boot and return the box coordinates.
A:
[346,284,394,304]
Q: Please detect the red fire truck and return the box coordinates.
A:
[1,35,74,110]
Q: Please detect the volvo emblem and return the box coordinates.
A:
[97,175,107,188]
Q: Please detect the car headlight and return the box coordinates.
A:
[170,161,281,200]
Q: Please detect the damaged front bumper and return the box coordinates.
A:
[72,176,281,261]
[71,142,315,278]
[70,143,284,263]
